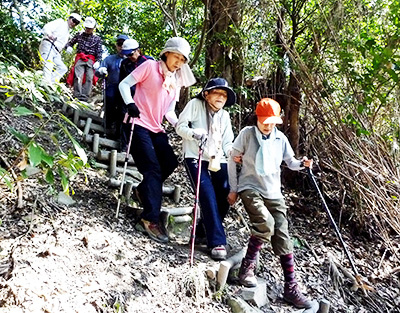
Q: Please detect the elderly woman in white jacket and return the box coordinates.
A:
[176,78,236,260]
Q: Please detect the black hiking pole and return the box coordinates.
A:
[307,168,361,280]
[189,136,207,266]
[115,115,135,218]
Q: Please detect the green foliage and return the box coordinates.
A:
[0,167,13,191]
[0,60,88,195]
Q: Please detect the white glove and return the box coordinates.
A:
[66,46,73,54]
[192,128,208,141]
[98,67,108,76]
[93,61,100,70]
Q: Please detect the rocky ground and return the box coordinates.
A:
[0,101,400,313]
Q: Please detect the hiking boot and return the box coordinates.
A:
[238,258,257,287]
[135,219,168,243]
[283,282,312,309]
[210,245,227,260]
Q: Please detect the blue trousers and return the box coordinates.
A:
[130,125,178,222]
[185,158,230,248]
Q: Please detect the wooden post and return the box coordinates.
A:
[73,110,80,125]
[93,134,100,154]
[173,185,181,203]
[318,299,330,313]
[124,181,134,199]
[83,118,92,136]
[217,248,247,290]
[110,150,117,177]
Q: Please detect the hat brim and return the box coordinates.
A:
[258,116,283,124]
[121,49,135,55]
[159,48,189,63]
[196,86,236,107]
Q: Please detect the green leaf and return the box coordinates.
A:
[45,169,54,184]
[13,106,34,116]
[8,127,30,144]
[58,168,69,194]
[28,142,44,167]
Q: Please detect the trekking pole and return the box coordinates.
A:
[307,168,360,278]
[115,115,135,218]
[189,136,207,266]
[101,75,107,131]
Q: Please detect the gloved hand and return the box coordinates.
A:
[127,102,140,118]
[66,46,73,54]
[192,128,208,141]
[93,61,100,70]
[98,67,108,76]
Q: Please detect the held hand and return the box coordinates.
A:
[47,35,57,42]
[192,128,208,141]
[233,155,243,164]
[98,67,108,76]
[227,192,238,206]
[66,46,73,54]
[301,156,313,168]
[127,102,140,118]
[93,61,100,70]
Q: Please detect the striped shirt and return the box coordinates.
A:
[66,32,102,61]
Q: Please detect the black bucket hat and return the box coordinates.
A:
[196,78,236,107]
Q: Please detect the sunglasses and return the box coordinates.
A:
[116,41,124,47]
[71,18,80,25]
[127,50,138,57]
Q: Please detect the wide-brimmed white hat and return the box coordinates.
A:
[83,17,96,29]
[159,37,191,63]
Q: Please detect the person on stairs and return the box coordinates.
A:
[95,34,129,138]
[176,78,236,261]
[39,13,81,83]
[118,38,154,152]
[65,17,102,102]
[227,98,313,309]
[118,37,196,243]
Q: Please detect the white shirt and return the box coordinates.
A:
[42,18,70,51]
[176,98,234,162]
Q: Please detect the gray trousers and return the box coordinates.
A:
[240,189,293,256]
[73,58,94,101]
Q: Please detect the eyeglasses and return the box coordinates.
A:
[116,41,124,47]
[71,18,80,25]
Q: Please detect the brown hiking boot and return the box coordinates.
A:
[135,219,168,243]
[238,259,257,287]
[283,282,312,309]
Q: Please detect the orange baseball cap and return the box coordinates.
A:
[255,98,283,124]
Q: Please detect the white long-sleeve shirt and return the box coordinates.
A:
[42,18,70,51]
[176,98,234,162]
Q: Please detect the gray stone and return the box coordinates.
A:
[57,192,75,206]
[227,296,263,313]
[238,278,269,308]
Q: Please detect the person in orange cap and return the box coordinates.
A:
[227,98,313,309]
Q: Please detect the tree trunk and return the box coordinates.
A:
[288,72,301,155]
[205,0,243,89]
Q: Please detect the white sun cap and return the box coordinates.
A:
[69,13,81,22]
[159,37,191,63]
[121,39,140,55]
[83,17,96,29]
